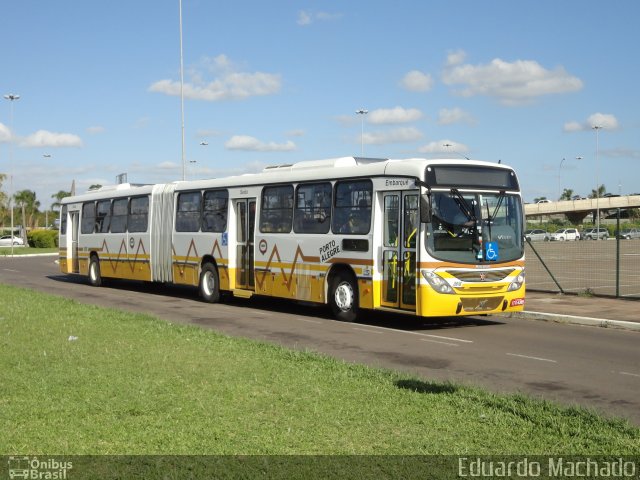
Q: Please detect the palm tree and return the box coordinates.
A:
[0,173,7,226]
[560,188,574,201]
[14,189,41,229]
[51,190,71,212]
[589,184,607,199]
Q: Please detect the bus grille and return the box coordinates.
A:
[447,268,515,283]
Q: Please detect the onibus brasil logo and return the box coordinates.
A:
[7,457,73,479]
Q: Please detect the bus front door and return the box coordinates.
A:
[71,211,80,273]
[381,191,418,310]
[235,199,256,290]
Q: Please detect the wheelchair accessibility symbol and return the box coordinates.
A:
[485,241,499,261]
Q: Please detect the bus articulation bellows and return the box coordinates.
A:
[59,156,525,321]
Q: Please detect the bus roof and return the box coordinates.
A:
[61,156,515,203]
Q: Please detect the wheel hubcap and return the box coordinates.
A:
[334,282,353,311]
[203,271,214,296]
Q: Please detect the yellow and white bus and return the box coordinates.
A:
[59,156,525,320]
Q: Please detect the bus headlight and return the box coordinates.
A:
[421,270,455,294]
[507,270,525,292]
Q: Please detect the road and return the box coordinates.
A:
[2,255,640,425]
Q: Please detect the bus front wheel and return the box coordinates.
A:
[199,263,220,303]
[329,272,359,322]
[88,255,102,287]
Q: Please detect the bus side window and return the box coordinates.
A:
[332,180,372,234]
[260,185,293,233]
[128,196,149,233]
[176,191,202,232]
[110,198,128,233]
[81,202,96,234]
[202,189,228,233]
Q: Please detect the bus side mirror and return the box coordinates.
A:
[420,195,432,223]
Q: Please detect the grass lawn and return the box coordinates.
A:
[1,284,638,456]
[0,247,58,256]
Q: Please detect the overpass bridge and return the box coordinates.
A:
[524,195,640,223]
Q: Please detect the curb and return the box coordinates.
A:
[509,311,640,332]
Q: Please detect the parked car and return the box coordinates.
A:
[524,229,550,242]
[616,228,640,240]
[582,227,609,240]
[550,228,580,241]
[0,235,25,247]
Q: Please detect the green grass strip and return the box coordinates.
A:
[0,247,58,256]
[1,284,638,455]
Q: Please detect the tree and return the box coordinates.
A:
[14,189,41,230]
[533,196,548,203]
[0,173,7,226]
[589,184,607,199]
[560,188,574,201]
[51,190,71,212]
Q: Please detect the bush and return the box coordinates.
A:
[27,229,59,248]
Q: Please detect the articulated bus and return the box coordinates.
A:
[59,157,525,321]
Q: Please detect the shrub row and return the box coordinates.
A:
[27,229,59,248]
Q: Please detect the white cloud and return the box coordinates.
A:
[446,50,466,67]
[225,135,296,152]
[297,10,342,26]
[400,70,433,92]
[21,130,83,148]
[563,112,620,132]
[0,123,11,143]
[362,127,423,145]
[149,54,281,101]
[418,139,469,156]
[587,113,619,130]
[442,51,583,106]
[368,107,423,125]
[86,126,105,134]
[437,107,476,126]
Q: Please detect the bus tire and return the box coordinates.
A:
[329,271,359,322]
[88,255,102,287]
[199,263,220,303]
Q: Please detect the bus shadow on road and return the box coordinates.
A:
[46,274,505,332]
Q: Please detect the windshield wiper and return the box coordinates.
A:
[449,188,477,224]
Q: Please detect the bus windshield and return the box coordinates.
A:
[427,191,523,264]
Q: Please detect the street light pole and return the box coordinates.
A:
[3,93,20,256]
[593,125,602,239]
[179,0,186,181]
[355,109,368,156]
[558,157,565,200]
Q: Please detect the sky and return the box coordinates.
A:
[1,0,639,207]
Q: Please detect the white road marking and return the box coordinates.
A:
[3,269,19,273]
[420,338,460,347]
[620,371,640,378]
[506,353,557,363]
[355,323,473,343]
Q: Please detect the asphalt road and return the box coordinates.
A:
[2,255,640,426]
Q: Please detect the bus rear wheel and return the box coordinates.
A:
[329,272,359,322]
[199,263,220,303]
[88,255,102,287]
